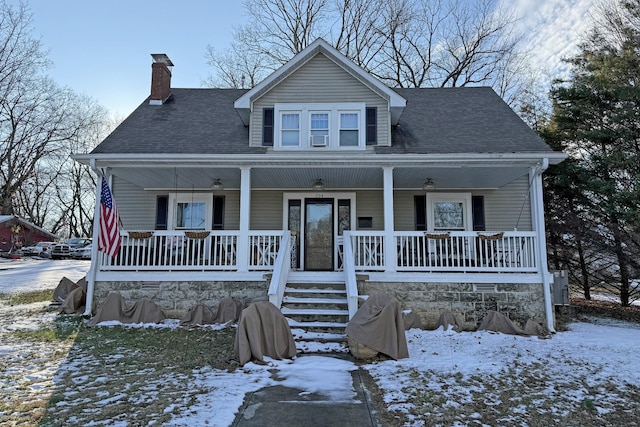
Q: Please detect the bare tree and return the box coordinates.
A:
[205,0,533,108]
[0,1,111,240]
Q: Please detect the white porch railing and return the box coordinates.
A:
[351,231,538,273]
[98,230,283,272]
[97,229,538,275]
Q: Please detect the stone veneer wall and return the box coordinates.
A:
[93,281,269,319]
[359,281,546,331]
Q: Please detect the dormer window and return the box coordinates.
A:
[273,103,366,150]
[281,113,300,146]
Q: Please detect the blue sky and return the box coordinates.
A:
[20,0,595,119]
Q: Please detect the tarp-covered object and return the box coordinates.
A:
[53,276,86,303]
[55,276,87,314]
[478,311,527,335]
[87,293,166,326]
[436,310,463,332]
[181,298,243,326]
[234,301,296,365]
[345,294,409,360]
[402,310,424,330]
[478,311,551,338]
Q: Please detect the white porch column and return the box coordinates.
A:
[84,167,107,317]
[530,159,555,332]
[237,167,251,273]
[383,167,396,273]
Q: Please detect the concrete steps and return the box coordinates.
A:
[282,281,349,334]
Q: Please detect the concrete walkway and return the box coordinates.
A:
[232,355,381,427]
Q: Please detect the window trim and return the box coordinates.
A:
[273,103,366,150]
[426,192,472,231]
[167,193,213,230]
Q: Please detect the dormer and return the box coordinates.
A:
[234,39,406,150]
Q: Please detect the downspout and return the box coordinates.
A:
[531,158,555,332]
[83,160,103,317]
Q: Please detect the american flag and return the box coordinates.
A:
[98,176,121,257]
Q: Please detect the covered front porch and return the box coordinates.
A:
[82,154,559,330]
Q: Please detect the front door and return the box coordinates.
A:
[304,199,334,270]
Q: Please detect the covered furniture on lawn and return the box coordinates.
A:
[345,293,409,360]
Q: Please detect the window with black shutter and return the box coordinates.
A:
[212,196,225,230]
[366,107,377,145]
[155,196,168,230]
[472,195,485,231]
[263,108,274,146]
[414,195,427,231]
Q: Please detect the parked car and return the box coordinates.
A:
[51,238,92,260]
[71,244,93,260]
[20,241,55,256]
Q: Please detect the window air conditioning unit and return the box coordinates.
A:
[310,135,328,147]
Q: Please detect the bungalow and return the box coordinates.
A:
[75,39,566,331]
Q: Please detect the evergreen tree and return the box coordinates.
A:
[544,0,640,306]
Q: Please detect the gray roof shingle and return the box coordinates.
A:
[379,87,551,154]
[92,88,265,155]
[91,86,552,155]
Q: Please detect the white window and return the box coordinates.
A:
[310,112,329,146]
[168,193,213,230]
[281,112,300,147]
[273,103,365,150]
[339,112,359,146]
[426,193,472,231]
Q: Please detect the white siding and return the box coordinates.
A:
[113,178,243,231]
[250,191,284,230]
[250,54,389,147]
[394,191,421,231]
[482,176,532,231]
[223,191,240,230]
[112,177,158,230]
[356,191,384,230]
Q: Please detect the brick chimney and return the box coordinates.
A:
[149,54,173,105]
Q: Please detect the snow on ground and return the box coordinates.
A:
[1,258,640,425]
[0,257,89,293]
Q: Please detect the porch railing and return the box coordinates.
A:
[98,230,283,271]
[97,229,538,274]
[351,231,538,273]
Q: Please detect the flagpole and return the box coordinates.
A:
[83,169,104,317]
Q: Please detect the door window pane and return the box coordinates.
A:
[338,199,351,235]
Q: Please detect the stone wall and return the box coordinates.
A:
[359,280,546,331]
[93,280,269,318]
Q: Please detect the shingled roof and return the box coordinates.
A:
[91,86,553,156]
[91,88,264,155]
[381,87,552,155]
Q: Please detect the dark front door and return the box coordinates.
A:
[304,199,334,270]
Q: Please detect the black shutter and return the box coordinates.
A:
[414,195,427,231]
[366,107,377,145]
[263,108,274,146]
[212,196,225,230]
[472,195,485,231]
[155,196,168,230]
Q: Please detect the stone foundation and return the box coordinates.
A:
[93,280,269,319]
[360,281,546,331]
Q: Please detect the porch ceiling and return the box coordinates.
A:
[112,165,530,191]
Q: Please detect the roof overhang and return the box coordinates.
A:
[233,38,407,126]
[74,151,566,191]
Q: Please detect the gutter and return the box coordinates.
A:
[73,151,568,167]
